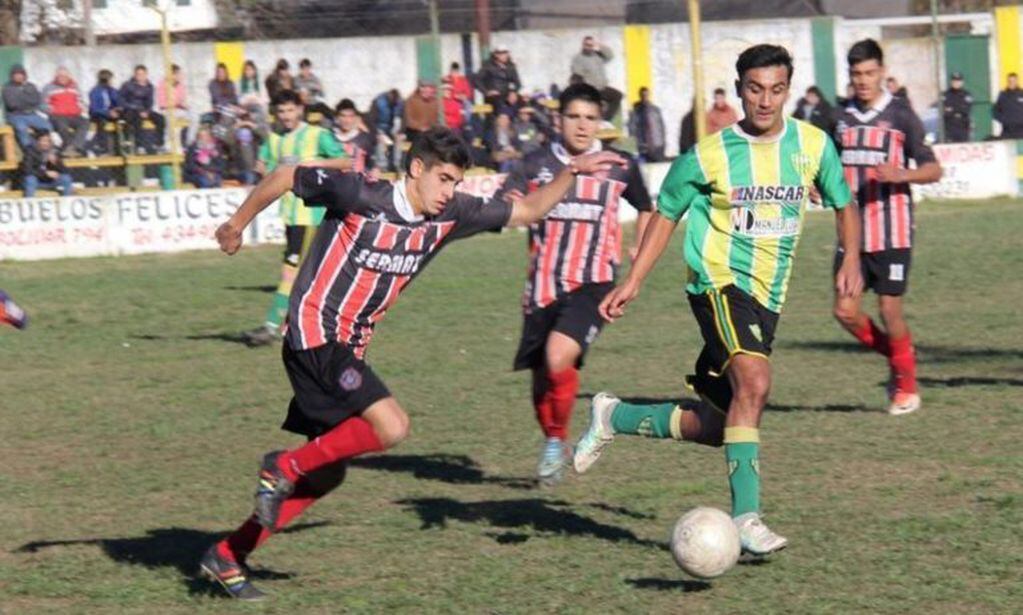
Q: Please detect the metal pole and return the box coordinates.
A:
[83,0,95,46]
[159,9,181,188]
[429,0,445,126]
[475,0,491,61]
[688,0,706,141]
[931,0,944,143]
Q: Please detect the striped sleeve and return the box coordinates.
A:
[656,149,707,222]
[815,137,852,210]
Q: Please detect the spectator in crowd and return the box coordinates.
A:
[264,59,292,102]
[706,87,739,134]
[300,88,334,129]
[88,69,120,154]
[41,66,88,157]
[21,130,72,196]
[208,62,238,110]
[441,82,465,132]
[993,72,1023,139]
[447,62,473,104]
[184,126,225,188]
[570,35,622,120]
[475,46,521,111]
[333,98,376,176]
[837,82,856,108]
[369,88,403,171]
[3,65,52,149]
[886,76,908,99]
[157,63,189,147]
[294,58,324,103]
[500,89,525,117]
[512,105,544,156]
[627,86,666,162]
[486,110,521,171]
[403,81,439,141]
[120,64,165,152]
[942,71,972,142]
[238,60,263,106]
[214,101,267,185]
[678,99,696,153]
[792,85,835,134]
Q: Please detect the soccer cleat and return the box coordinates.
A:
[572,392,619,474]
[199,545,267,601]
[888,391,921,416]
[0,291,28,329]
[254,451,295,531]
[537,437,569,487]
[733,512,788,556]
[242,325,281,348]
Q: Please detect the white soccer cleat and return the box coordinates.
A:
[733,513,788,556]
[572,392,619,474]
[887,392,921,416]
[537,437,569,487]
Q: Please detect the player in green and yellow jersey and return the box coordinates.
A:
[573,45,863,555]
[243,89,347,347]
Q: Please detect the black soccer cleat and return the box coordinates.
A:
[254,451,295,531]
[242,325,281,348]
[198,545,267,601]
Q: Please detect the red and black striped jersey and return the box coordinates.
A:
[495,142,652,311]
[834,92,936,253]
[336,129,375,173]
[286,167,512,356]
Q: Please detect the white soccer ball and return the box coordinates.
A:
[670,506,741,579]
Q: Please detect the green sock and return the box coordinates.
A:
[264,292,289,329]
[724,427,760,517]
[609,402,681,439]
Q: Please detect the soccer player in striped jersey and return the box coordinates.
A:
[573,45,864,555]
[199,128,624,600]
[833,39,942,415]
[494,83,652,486]
[0,289,28,329]
[333,98,379,180]
[243,89,346,348]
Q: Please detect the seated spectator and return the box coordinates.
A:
[512,105,544,156]
[120,64,165,152]
[88,69,121,154]
[208,62,238,110]
[333,98,376,175]
[157,64,189,147]
[213,102,267,186]
[486,111,521,172]
[42,67,88,157]
[441,82,465,132]
[3,65,53,149]
[403,81,439,142]
[21,131,72,197]
[265,59,291,103]
[500,89,525,117]
[238,60,263,106]
[447,62,473,104]
[368,88,403,171]
[294,58,325,103]
[184,126,225,188]
[300,88,333,129]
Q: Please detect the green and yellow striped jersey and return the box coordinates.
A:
[259,122,346,226]
[658,118,851,313]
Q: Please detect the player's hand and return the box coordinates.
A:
[503,188,525,206]
[599,279,640,322]
[628,245,640,263]
[573,151,626,179]
[808,185,822,205]
[875,161,904,184]
[216,221,244,255]
[835,255,863,298]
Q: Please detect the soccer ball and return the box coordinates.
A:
[670,507,741,579]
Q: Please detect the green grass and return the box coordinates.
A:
[1,199,1021,613]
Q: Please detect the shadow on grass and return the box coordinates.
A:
[14,522,327,596]
[781,340,1023,363]
[128,332,252,346]
[625,577,711,592]
[396,497,665,549]
[766,402,872,413]
[917,376,1023,388]
[349,453,534,490]
[224,285,276,294]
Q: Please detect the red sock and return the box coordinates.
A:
[219,487,321,562]
[277,417,383,481]
[888,334,917,394]
[533,383,556,439]
[852,317,890,356]
[545,367,579,440]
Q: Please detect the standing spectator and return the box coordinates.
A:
[942,71,972,143]
[447,62,473,103]
[678,99,696,153]
[294,58,324,103]
[3,65,52,149]
[21,131,72,196]
[333,98,376,175]
[157,64,189,147]
[264,59,291,102]
[369,88,403,171]
[705,87,739,134]
[993,72,1023,139]
[238,60,263,106]
[119,64,165,152]
[441,82,465,132]
[792,85,835,134]
[886,76,908,99]
[41,67,88,157]
[627,86,666,162]
[184,126,225,188]
[88,69,120,154]
[475,46,521,111]
[570,35,622,120]
[208,62,238,110]
[403,81,440,141]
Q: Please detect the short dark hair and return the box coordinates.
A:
[404,127,471,173]
[736,44,793,82]
[713,87,726,96]
[558,82,602,113]
[299,58,311,68]
[450,61,460,71]
[134,64,147,72]
[1010,72,1019,79]
[638,86,649,95]
[848,38,884,67]
[335,98,357,114]
[272,89,303,108]
[98,69,112,83]
[172,64,181,72]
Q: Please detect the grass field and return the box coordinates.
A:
[1,199,1021,613]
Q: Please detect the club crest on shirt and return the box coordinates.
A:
[790,152,817,182]
[537,166,555,184]
[339,367,363,392]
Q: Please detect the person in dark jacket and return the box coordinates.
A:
[20,131,72,196]
[120,64,165,151]
[942,72,972,143]
[209,62,239,111]
[993,72,1023,139]
[184,126,226,188]
[2,65,53,149]
[628,86,666,162]
[474,46,522,112]
[792,85,835,134]
[88,69,121,154]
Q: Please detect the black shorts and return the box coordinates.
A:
[513,283,612,371]
[686,286,779,412]
[284,225,315,267]
[835,247,911,296]
[280,341,391,437]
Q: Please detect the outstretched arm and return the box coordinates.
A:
[215,165,297,254]
[599,212,677,321]
[506,151,625,226]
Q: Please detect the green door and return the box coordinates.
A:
[945,34,992,140]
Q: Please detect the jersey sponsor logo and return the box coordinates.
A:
[729,185,806,205]
[841,149,888,166]
[353,248,425,274]
[339,366,363,391]
[730,207,801,238]
[547,201,605,221]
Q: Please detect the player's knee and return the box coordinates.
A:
[735,372,770,407]
[833,303,857,326]
[374,409,411,448]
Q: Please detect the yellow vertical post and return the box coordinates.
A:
[158,8,181,189]
[995,5,1021,88]
[688,0,706,141]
